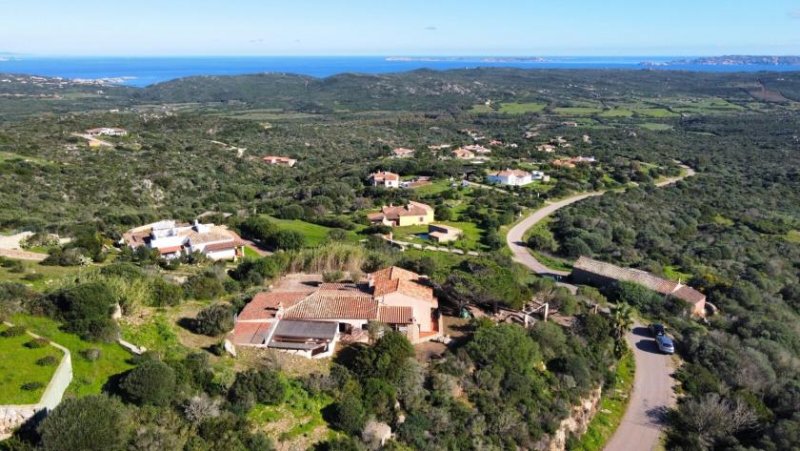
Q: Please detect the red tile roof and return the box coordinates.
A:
[158,245,183,255]
[378,306,414,324]
[203,241,244,252]
[372,202,433,221]
[370,267,436,302]
[237,291,312,321]
[231,322,273,345]
[370,266,421,284]
[283,292,377,320]
[371,171,400,182]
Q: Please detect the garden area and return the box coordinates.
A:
[0,323,63,404]
[9,314,134,398]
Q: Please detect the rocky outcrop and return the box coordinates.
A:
[0,406,41,440]
[543,386,603,451]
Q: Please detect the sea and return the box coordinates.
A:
[0,56,798,87]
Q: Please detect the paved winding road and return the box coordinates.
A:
[506,167,694,451]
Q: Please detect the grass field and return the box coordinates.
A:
[498,102,547,114]
[243,245,262,258]
[571,350,635,451]
[469,104,494,114]
[635,108,678,118]
[0,324,62,404]
[670,98,745,115]
[10,314,135,397]
[639,123,674,131]
[392,220,485,251]
[0,260,80,291]
[599,108,634,118]
[786,230,800,244]
[554,107,604,116]
[120,313,188,361]
[266,216,360,246]
[411,179,460,196]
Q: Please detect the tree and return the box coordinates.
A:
[272,230,305,250]
[239,216,278,243]
[39,395,130,451]
[183,272,225,300]
[611,303,633,355]
[194,303,234,336]
[121,359,177,406]
[673,393,758,448]
[149,278,183,307]
[526,233,557,253]
[330,391,366,434]
[611,303,634,342]
[435,205,453,221]
[612,281,662,312]
[228,368,286,409]
[47,282,117,341]
[467,323,542,379]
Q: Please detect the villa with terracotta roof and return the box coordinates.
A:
[571,257,706,316]
[451,148,475,160]
[262,155,297,167]
[391,147,415,158]
[122,219,245,261]
[367,201,435,227]
[369,171,400,189]
[552,156,597,169]
[229,267,442,358]
[460,144,491,155]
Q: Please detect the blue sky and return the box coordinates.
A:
[1,0,799,56]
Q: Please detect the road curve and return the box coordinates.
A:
[506,167,694,451]
[506,166,695,276]
[506,191,603,276]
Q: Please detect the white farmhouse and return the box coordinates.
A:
[123,219,245,261]
[486,168,537,186]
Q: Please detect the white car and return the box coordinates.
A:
[655,334,675,354]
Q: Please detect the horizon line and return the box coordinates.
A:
[3,53,800,59]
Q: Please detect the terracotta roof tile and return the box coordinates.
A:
[378,306,414,324]
[232,322,273,345]
[573,257,705,306]
[158,245,183,255]
[284,291,378,320]
[237,291,312,321]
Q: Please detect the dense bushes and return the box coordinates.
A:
[39,395,131,451]
[193,303,234,336]
[121,359,177,406]
[228,368,286,409]
[44,282,117,341]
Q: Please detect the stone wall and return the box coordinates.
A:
[0,322,73,440]
[541,386,603,451]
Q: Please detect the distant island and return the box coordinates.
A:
[386,56,548,63]
[642,55,800,66]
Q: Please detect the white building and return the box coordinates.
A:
[369,171,400,189]
[486,169,538,186]
[123,219,245,261]
[86,127,128,137]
